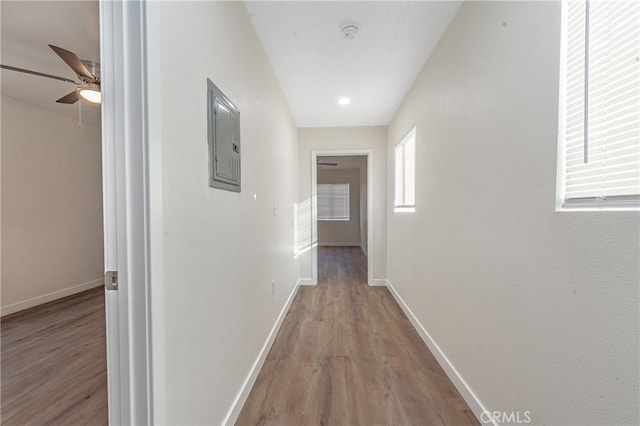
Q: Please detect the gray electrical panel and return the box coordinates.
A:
[207,79,241,192]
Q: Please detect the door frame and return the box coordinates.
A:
[311,149,374,285]
[100,0,159,423]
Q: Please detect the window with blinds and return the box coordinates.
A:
[561,0,640,209]
[317,183,350,220]
[395,127,416,212]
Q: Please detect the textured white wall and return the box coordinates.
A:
[298,126,387,280]
[1,96,103,314]
[387,2,639,424]
[156,2,299,423]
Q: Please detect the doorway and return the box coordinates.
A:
[311,150,373,285]
[0,2,107,423]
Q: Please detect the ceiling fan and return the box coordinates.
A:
[0,44,101,104]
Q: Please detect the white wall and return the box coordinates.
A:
[153,2,299,423]
[1,96,103,315]
[317,168,361,246]
[387,2,639,424]
[298,126,387,280]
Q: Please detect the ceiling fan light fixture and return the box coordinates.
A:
[79,85,101,104]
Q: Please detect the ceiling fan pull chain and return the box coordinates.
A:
[78,99,83,127]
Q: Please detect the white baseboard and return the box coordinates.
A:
[298,278,314,286]
[317,242,361,247]
[1,278,104,317]
[370,278,389,287]
[222,279,301,425]
[360,245,368,257]
[385,280,492,426]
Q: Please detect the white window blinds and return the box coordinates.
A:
[395,128,416,211]
[317,183,350,220]
[563,0,640,207]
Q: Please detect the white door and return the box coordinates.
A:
[100,1,151,424]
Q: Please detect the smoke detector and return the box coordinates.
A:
[341,24,359,40]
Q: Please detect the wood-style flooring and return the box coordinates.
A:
[1,287,108,425]
[237,247,478,425]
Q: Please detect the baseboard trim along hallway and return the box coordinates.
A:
[370,278,389,287]
[298,278,314,286]
[222,279,302,425]
[385,280,493,425]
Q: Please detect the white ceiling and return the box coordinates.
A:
[1,1,101,126]
[245,1,461,128]
[0,1,459,130]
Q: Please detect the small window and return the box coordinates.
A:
[395,127,416,212]
[558,0,639,210]
[317,183,350,220]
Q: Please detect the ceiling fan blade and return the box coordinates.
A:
[56,90,80,104]
[317,162,338,166]
[0,64,77,84]
[48,44,94,79]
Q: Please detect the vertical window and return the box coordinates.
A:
[395,127,416,212]
[317,183,350,220]
[560,0,639,209]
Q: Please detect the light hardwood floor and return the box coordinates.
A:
[237,246,478,425]
[1,287,108,425]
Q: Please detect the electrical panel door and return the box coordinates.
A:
[208,79,241,192]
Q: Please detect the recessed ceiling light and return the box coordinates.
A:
[338,97,351,105]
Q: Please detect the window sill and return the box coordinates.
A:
[556,205,640,212]
[394,207,415,213]
[556,196,640,212]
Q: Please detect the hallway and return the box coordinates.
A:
[237,247,478,425]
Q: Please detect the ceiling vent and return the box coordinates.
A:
[341,24,359,40]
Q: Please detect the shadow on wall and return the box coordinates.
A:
[294,198,315,258]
